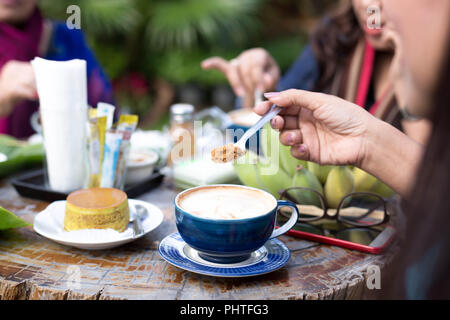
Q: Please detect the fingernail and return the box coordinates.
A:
[286,133,293,144]
[264,92,280,98]
[270,118,277,127]
[298,144,307,153]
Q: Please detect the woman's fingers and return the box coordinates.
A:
[237,59,252,88]
[254,100,301,117]
[201,56,229,73]
[280,115,298,130]
[265,89,328,112]
[290,144,310,161]
[270,115,284,130]
[270,115,298,131]
[227,62,247,97]
[262,73,277,92]
[280,129,303,146]
[261,58,280,91]
[253,100,273,116]
[10,86,36,102]
[201,57,246,96]
[249,63,264,92]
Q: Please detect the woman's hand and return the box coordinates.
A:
[0,61,37,117]
[255,90,376,167]
[255,89,424,197]
[201,48,280,108]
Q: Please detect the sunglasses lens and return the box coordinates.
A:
[338,194,385,226]
[281,188,325,221]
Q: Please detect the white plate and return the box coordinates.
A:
[33,199,164,250]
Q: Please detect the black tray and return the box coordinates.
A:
[10,168,164,202]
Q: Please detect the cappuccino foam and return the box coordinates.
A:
[178,186,276,220]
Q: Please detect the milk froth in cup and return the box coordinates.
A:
[174,185,299,263]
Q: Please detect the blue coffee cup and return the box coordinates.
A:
[174,184,299,263]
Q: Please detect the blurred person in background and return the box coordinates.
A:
[0,0,114,138]
[202,0,431,145]
[255,0,450,299]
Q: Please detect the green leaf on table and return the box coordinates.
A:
[0,206,31,231]
[0,134,25,156]
[0,139,44,178]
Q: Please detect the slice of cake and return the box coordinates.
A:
[64,188,130,232]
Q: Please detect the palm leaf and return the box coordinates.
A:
[146,0,261,50]
[40,0,139,36]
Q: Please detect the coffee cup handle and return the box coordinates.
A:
[269,200,299,239]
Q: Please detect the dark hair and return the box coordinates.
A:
[310,0,362,92]
[385,41,450,299]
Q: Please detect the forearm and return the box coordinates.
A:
[361,118,425,197]
[401,118,432,145]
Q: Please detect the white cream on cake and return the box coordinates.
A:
[178,186,275,220]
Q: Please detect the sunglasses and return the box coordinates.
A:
[278,187,390,227]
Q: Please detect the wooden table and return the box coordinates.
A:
[0,177,398,300]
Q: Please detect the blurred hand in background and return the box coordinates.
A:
[201,48,280,108]
[0,61,37,118]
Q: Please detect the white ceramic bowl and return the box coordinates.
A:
[0,152,7,163]
[125,150,159,185]
[228,109,261,127]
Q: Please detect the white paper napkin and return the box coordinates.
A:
[31,58,88,192]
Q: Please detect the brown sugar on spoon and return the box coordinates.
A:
[211,144,246,163]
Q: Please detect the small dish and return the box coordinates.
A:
[228,109,261,127]
[126,150,159,185]
[158,232,290,277]
[226,109,262,154]
[33,199,164,250]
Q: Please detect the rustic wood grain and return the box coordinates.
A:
[0,179,398,300]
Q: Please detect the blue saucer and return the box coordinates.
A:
[158,232,290,277]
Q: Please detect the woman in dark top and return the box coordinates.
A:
[0,0,114,138]
[202,0,431,144]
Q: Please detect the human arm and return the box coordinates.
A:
[361,118,424,196]
[402,118,432,145]
[256,89,424,197]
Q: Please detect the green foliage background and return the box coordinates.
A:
[39,0,335,121]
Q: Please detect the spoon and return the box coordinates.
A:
[236,88,272,151]
[130,204,148,238]
[235,103,280,151]
[211,104,281,163]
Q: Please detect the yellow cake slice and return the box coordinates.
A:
[64,188,130,232]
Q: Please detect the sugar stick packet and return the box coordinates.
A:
[88,107,98,119]
[97,102,115,129]
[113,114,139,189]
[86,118,101,188]
[86,116,107,187]
[100,130,122,188]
